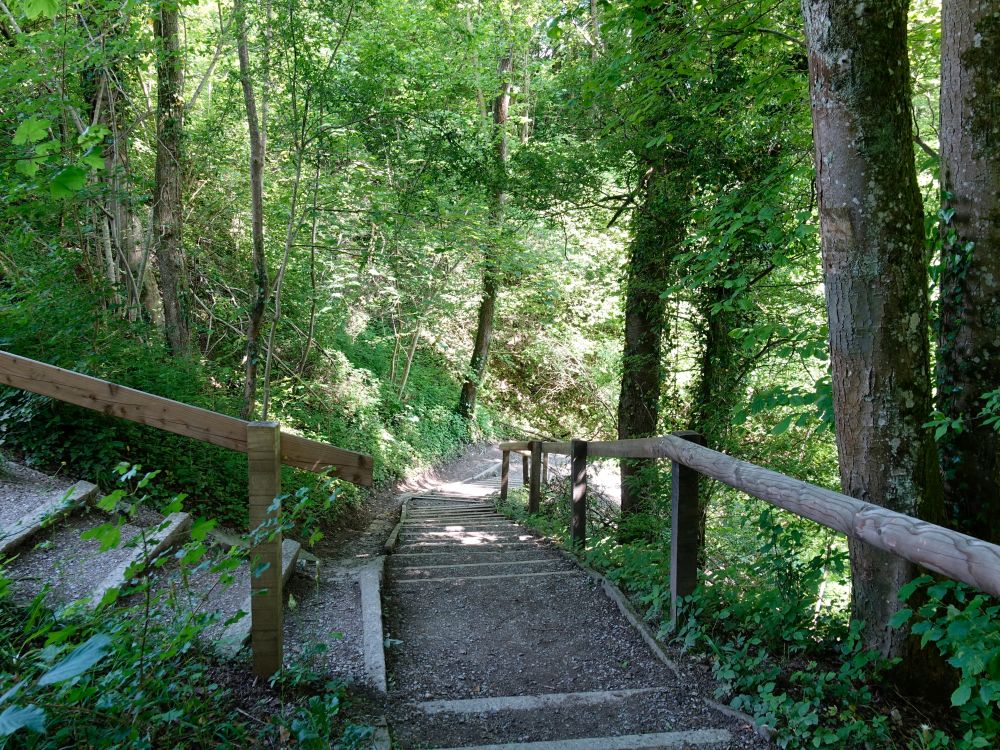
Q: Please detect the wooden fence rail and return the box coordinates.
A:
[499,433,1000,629]
[0,350,374,675]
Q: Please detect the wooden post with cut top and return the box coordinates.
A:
[670,430,705,630]
[571,439,587,548]
[499,449,510,502]
[247,421,283,677]
[528,441,542,513]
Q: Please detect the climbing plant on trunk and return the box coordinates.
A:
[458,49,513,421]
[936,0,1000,544]
[801,0,944,661]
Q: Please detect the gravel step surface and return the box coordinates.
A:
[385,486,764,749]
[284,568,366,684]
[391,688,740,748]
[7,510,145,605]
[0,461,76,530]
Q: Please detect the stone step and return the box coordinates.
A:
[391,684,737,748]
[430,730,732,750]
[389,559,566,577]
[88,511,192,608]
[214,538,302,656]
[141,536,301,655]
[389,548,559,566]
[0,480,99,555]
[395,540,549,552]
[402,520,514,529]
[384,571,676,701]
[399,525,536,544]
[6,510,148,605]
[393,570,576,584]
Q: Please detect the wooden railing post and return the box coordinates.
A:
[542,452,549,484]
[670,430,705,630]
[247,421,283,677]
[499,449,510,502]
[522,453,530,487]
[528,441,542,513]
[571,439,588,548]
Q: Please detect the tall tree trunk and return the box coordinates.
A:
[153,1,191,355]
[801,0,944,660]
[936,0,1000,543]
[236,0,268,419]
[458,50,513,420]
[617,171,679,518]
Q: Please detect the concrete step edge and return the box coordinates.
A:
[0,480,99,556]
[88,511,193,608]
[214,538,302,658]
[432,728,732,750]
[413,687,672,715]
[393,570,576,584]
[392,559,565,574]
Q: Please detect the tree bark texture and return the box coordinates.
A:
[617,170,683,516]
[153,2,191,355]
[237,0,269,419]
[458,51,513,420]
[937,0,1000,543]
[801,0,944,658]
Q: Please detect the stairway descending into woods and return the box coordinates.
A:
[381,470,762,750]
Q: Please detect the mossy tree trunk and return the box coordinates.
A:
[936,0,1000,544]
[801,0,944,660]
[618,170,685,518]
[458,51,513,421]
[153,1,191,356]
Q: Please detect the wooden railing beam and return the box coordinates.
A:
[496,432,1000,600]
[0,350,372,485]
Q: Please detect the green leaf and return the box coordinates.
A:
[12,118,50,145]
[80,522,120,552]
[950,681,972,707]
[189,517,217,542]
[0,704,46,736]
[81,150,105,170]
[37,634,111,686]
[50,167,87,198]
[888,608,912,628]
[771,414,794,435]
[14,159,39,177]
[97,489,126,512]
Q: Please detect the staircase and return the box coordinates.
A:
[0,460,299,658]
[382,474,761,749]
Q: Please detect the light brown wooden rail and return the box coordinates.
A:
[499,434,1000,628]
[0,350,374,676]
[0,351,372,484]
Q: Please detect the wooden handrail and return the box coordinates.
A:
[0,350,372,486]
[499,435,1000,601]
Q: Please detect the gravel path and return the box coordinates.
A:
[381,478,768,749]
